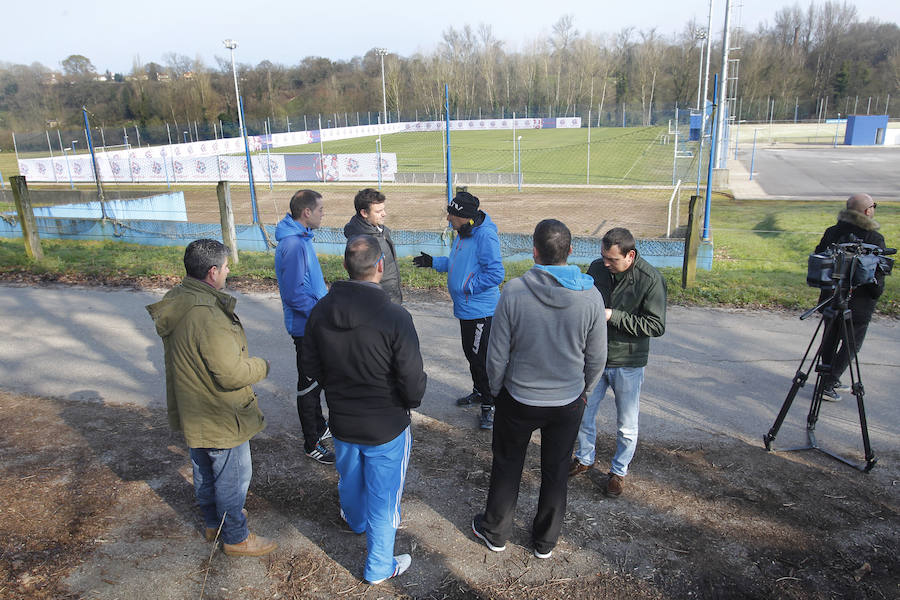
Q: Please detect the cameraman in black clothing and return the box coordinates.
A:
[815,193,886,401]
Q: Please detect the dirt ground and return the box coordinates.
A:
[1,381,897,600]
[177,184,680,239]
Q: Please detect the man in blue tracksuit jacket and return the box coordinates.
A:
[275,189,334,464]
[413,191,504,429]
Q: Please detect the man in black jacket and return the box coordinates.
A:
[815,193,887,401]
[343,188,402,303]
[302,234,426,585]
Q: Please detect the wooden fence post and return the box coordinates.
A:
[10,176,43,260]
[681,195,701,289]
[216,181,239,265]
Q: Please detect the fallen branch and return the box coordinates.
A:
[199,512,226,600]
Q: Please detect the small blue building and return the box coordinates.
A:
[843,115,889,145]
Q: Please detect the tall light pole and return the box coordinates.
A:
[375,48,388,124]
[700,0,715,135]
[695,30,707,111]
[223,39,244,136]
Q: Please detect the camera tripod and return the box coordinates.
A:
[762,285,877,472]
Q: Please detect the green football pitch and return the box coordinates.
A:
[276,126,702,186]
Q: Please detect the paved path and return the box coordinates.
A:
[1,283,897,463]
[730,144,900,201]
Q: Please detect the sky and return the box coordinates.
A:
[3,0,899,74]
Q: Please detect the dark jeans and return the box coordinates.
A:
[820,312,870,387]
[480,388,585,554]
[459,317,493,406]
[293,336,327,452]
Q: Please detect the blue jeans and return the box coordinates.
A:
[574,366,644,477]
[335,427,411,583]
[191,441,252,545]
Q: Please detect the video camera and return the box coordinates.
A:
[807,236,895,290]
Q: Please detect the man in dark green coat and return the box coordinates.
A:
[569,228,667,499]
[147,239,276,557]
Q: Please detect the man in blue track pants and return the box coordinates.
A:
[302,234,427,584]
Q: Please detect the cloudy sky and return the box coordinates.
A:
[4,0,898,73]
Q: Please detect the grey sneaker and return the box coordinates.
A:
[306,443,336,464]
[366,554,411,584]
[821,384,841,402]
[479,405,494,430]
[834,380,852,393]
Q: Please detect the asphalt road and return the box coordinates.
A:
[1,283,897,469]
[735,145,900,201]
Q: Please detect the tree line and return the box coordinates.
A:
[1,0,898,146]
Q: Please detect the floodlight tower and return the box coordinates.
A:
[375,48,388,124]
[223,39,244,136]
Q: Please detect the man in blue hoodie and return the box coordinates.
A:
[412,191,504,429]
[472,219,607,559]
[275,189,334,464]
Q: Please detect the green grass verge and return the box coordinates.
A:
[0,199,896,315]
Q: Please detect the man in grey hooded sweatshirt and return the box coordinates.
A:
[471,219,607,559]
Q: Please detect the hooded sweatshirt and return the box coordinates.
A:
[301,280,427,446]
[146,276,269,449]
[343,214,402,303]
[275,213,329,337]
[432,211,504,320]
[486,265,607,406]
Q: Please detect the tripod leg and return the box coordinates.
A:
[764,369,808,450]
[844,317,877,472]
[764,316,825,450]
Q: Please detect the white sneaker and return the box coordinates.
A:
[366,554,411,584]
[533,548,553,559]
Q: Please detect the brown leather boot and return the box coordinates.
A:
[205,508,249,542]
[604,473,624,498]
[568,458,593,477]
[223,532,277,557]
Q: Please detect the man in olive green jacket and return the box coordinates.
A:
[147,239,277,557]
[570,228,667,498]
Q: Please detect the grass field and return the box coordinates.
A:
[276,126,700,186]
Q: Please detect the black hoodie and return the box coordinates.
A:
[301,280,426,445]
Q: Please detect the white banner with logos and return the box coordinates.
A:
[18,117,580,182]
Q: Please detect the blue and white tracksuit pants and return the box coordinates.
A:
[335,426,411,582]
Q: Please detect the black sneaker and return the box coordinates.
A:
[479,405,494,430]
[471,514,506,552]
[319,423,332,441]
[306,443,336,464]
[456,391,482,406]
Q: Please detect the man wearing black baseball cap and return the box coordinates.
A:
[413,191,505,429]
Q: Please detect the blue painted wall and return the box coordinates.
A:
[843,115,889,145]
